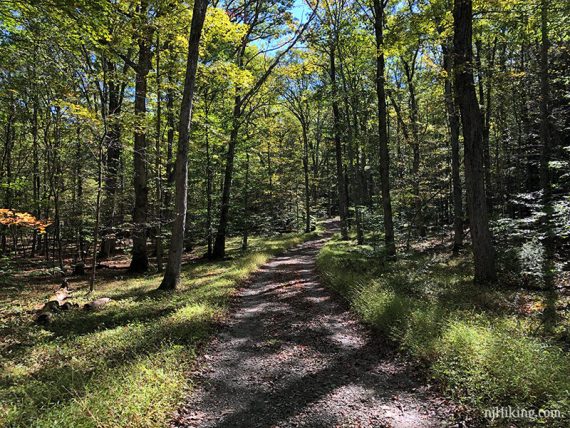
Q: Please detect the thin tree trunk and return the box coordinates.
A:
[42,120,50,260]
[164,79,175,218]
[205,99,213,258]
[75,127,85,261]
[1,100,14,254]
[159,0,208,290]
[90,134,104,292]
[53,108,64,269]
[31,97,40,257]
[242,151,250,251]
[267,137,274,217]
[330,45,349,240]
[402,56,424,238]
[311,111,321,205]
[442,43,464,253]
[155,34,163,272]
[539,0,552,199]
[212,110,239,259]
[130,23,153,273]
[100,58,124,259]
[373,0,396,256]
[302,124,311,233]
[539,0,556,330]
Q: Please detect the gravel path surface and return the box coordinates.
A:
[172,225,459,427]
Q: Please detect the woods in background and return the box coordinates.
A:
[0,0,568,287]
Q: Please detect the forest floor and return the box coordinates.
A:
[317,234,570,427]
[3,222,568,427]
[0,231,319,427]
[171,221,462,428]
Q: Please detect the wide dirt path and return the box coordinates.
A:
[172,226,457,427]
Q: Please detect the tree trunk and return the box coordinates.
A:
[212,108,240,259]
[53,108,64,269]
[242,151,250,251]
[90,133,104,292]
[32,97,40,257]
[475,38,497,212]
[155,34,163,272]
[442,43,464,253]
[74,127,85,261]
[302,124,311,233]
[402,57,424,238]
[453,0,497,283]
[330,45,349,240]
[539,0,555,329]
[129,30,153,273]
[164,66,176,212]
[100,59,124,259]
[539,0,552,199]
[1,100,14,254]
[159,0,208,290]
[205,99,213,258]
[373,0,396,256]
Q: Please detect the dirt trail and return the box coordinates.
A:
[172,224,458,427]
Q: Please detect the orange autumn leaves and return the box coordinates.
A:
[0,209,50,233]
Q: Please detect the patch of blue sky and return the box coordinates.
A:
[292,0,312,21]
[252,0,312,55]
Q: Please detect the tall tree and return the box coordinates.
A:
[453,0,496,282]
[212,1,314,259]
[99,58,127,259]
[329,40,349,240]
[539,0,552,200]
[372,0,396,256]
[159,0,209,290]
[283,58,314,234]
[443,41,464,253]
[433,6,464,253]
[128,1,155,273]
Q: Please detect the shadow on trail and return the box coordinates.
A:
[173,225,452,427]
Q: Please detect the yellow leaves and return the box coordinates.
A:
[422,54,441,74]
[199,61,254,91]
[509,71,527,79]
[56,101,100,126]
[174,34,188,49]
[201,7,248,55]
[518,299,545,316]
[281,60,317,80]
[0,209,50,234]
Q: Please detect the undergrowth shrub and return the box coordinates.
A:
[317,238,570,419]
[519,237,546,286]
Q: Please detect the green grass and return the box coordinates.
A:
[317,237,570,422]
[0,231,318,428]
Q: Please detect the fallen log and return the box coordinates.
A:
[44,279,71,304]
[35,312,52,325]
[51,288,69,304]
[35,300,62,325]
[43,300,62,312]
[83,297,111,311]
[35,279,74,324]
[61,301,79,311]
